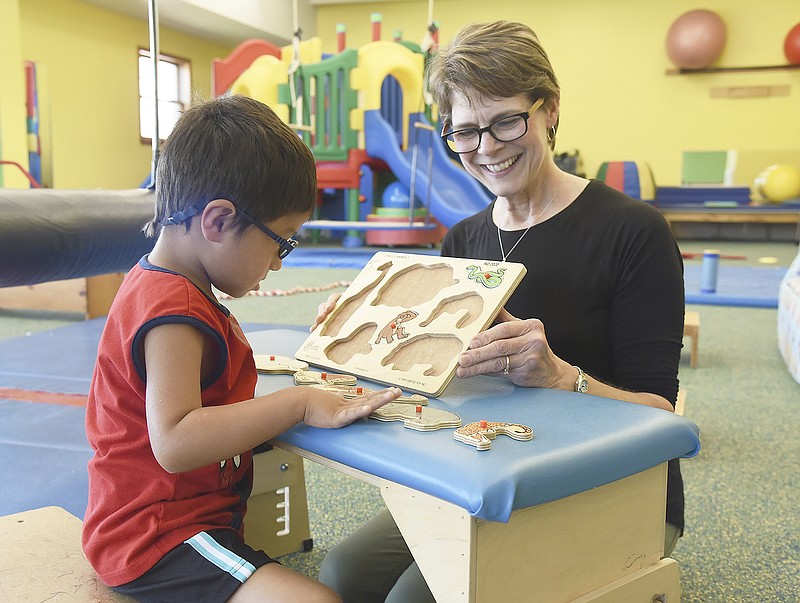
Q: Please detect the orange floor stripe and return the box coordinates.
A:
[0,387,87,407]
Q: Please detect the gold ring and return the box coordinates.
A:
[503,356,510,375]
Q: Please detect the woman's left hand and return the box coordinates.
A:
[456,308,573,390]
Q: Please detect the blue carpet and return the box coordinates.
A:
[282,246,438,269]
[285,246,786,308]
[684,265,785,308]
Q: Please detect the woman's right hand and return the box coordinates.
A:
[311,292,341,332]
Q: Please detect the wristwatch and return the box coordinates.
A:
[574,366,589,394]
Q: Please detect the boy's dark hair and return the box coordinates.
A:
[144,95,317,237]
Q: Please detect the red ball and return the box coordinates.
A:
[665,9,727,69]
[785,22,800,65]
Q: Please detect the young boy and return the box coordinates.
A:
[81,95,400,603]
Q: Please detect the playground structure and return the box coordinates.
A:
[212,18,492,247]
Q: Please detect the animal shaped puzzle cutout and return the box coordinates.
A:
[454,420,534,451]
[297,251,526,396]
[255,354,309,375]
[293,370,357,386]
[369,403,461,432]
[311,384,428,405]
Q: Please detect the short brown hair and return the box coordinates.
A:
[145,95,316,237]
[428,21,561,149]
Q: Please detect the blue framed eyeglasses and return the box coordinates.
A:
[159,202,299,259]
[441,98,545,154]
[235,206,299,259]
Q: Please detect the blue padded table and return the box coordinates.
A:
[249,329,701,603]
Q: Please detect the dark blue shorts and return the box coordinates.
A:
[113,529,277,603]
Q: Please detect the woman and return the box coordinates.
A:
[317,20,685,602]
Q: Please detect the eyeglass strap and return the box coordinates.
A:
[159,203,203,226]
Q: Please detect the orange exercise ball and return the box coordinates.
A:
[785,22,800,65]
[665,10,727,69]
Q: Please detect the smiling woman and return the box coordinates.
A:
[318,20,688,603]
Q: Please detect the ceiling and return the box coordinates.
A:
[79,0,314,47]
[79,0,416,48]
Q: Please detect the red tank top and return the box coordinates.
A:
[82,259,257,586]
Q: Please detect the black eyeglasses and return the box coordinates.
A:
[235,206,299,259]
[441,98,545,154]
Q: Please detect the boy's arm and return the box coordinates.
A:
[144,323,398,474]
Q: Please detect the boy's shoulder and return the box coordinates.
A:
[112,258,227,322]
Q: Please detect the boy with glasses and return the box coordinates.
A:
[82,95,400,603]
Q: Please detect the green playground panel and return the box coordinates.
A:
[279,49,359,162]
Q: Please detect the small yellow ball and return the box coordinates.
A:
[754,164,800,203]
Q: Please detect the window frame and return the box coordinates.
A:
[138,48,191,144]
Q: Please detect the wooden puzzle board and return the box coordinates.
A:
[296,251,526,397]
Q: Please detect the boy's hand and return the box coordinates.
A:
[303,385,401,428]
[310,293,342,332]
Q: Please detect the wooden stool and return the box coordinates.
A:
[684,311,700,368]
[0,506,134,602]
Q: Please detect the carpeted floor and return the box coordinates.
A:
[1,239,798,601]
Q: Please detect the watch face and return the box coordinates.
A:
[578,380,589,394]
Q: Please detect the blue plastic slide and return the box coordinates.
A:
[364,109,492,228]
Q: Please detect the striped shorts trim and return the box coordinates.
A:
[184,532,257,583]
[113,529,276,603]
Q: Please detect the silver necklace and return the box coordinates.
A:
[497,172,564,261]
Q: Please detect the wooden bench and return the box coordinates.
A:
[684,310,700,368]
[661,207,800,242]
[0,273,125,319]
[661,208,800,227]
[0,506,134,602]
[0,448,311,601]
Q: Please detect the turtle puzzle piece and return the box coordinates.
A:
[254,354,309,375]
[453,420,534,451]
[311,384,428,405]
[293,370,357,386]
[369,402,460,432]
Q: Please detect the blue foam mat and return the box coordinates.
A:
[0,321,288,395]
[684,265,785,308]
[0,322,292,518]
[282,246,438,269]
[284,246,785,308]
[0,399,91,517]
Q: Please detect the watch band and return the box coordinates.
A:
[574,365,589,394]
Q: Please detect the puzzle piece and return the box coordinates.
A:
[254,354,309,375]
[453,420,533,451]
[369,403,460,432]
[311,384,428,406]
[293,370,357,386]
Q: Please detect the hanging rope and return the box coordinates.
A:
[286,0,313,133]
[419,0,438,113]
